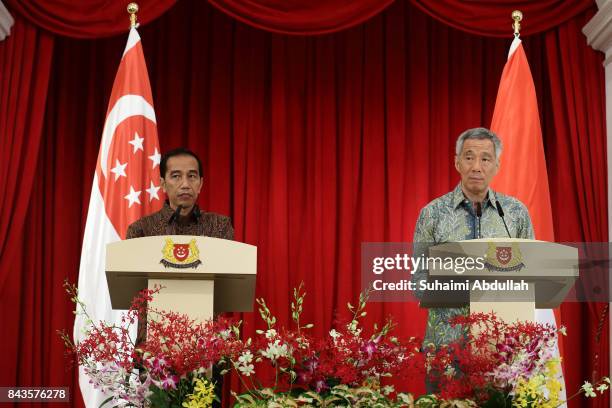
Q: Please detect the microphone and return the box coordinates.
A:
[192,206,204,236]
[193,206,201,219]
[169,205,183,223]
[495,199,512,238]
[166,205,183,234]
[475,202,482,239]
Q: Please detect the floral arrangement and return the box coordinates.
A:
[423,312,609,407]
[61,282,609,407]
[224,286,425,405]
[61,283,240,407]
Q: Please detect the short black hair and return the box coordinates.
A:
[160,147,203,178]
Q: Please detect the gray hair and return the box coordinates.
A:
[455,127,503,160]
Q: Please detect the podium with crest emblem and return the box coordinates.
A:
[105,236,257,323]
[420,238,578,322]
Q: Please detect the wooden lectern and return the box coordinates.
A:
[105,236,257,322]
[420,238,578,322]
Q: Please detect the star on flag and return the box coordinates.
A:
[149,147,161,169]
[110,159,128,181]
[146,181,161,201]
[128,132,145,153]
[124,186,142,207]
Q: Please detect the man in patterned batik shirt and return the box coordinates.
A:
[126,147,232,408]
[412,128,534,389]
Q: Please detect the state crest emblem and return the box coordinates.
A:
[484,242,525,272]
[496,246,512,265]
[160,238,202,268]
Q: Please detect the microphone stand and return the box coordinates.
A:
[475,202,482,239]
[495,200,512,238]
[166,205,183,235]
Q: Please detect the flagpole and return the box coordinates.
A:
[128,2,139,28]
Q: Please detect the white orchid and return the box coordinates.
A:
[261,339,289,362]
[329,329,341,340]
[238,363,255,376]
[238,350,253,364]
[583,381,596,398]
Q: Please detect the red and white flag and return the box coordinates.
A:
[490,37,554,241]
[490,36,566,404]
[73,28,162,407]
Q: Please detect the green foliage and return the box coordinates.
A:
[232,384,477,407]
[148,385,173,408]
[480,387,512,408]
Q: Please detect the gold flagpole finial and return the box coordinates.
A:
[127,3,139,28]
[512,10,523,37]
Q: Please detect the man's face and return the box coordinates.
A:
[455,138,499,197]
[161,155,202,211]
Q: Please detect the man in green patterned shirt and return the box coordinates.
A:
[412,127,534,374]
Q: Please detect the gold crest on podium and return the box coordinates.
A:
[160,238,202,269]
[484,242,525,272]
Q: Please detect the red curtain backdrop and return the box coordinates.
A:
[544,14,609,396]
[411,0,593,37]
[5,0,592,38]
[4,0,176,38]
[204,0,594,36]
[207,0,394,35]
[0,1,607,407]
[0,17,53,318]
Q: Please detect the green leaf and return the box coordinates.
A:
[98,396,115,408]
[233,392,257,404]
[480,387,512,408]
[147,386,171,408]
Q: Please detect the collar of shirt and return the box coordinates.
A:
[451,183,497,211]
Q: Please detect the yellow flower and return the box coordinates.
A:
[512,358,563,408]
[182,378,216,408]
[181,399,200,408]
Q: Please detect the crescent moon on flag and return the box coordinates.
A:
[99,94,157,178]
